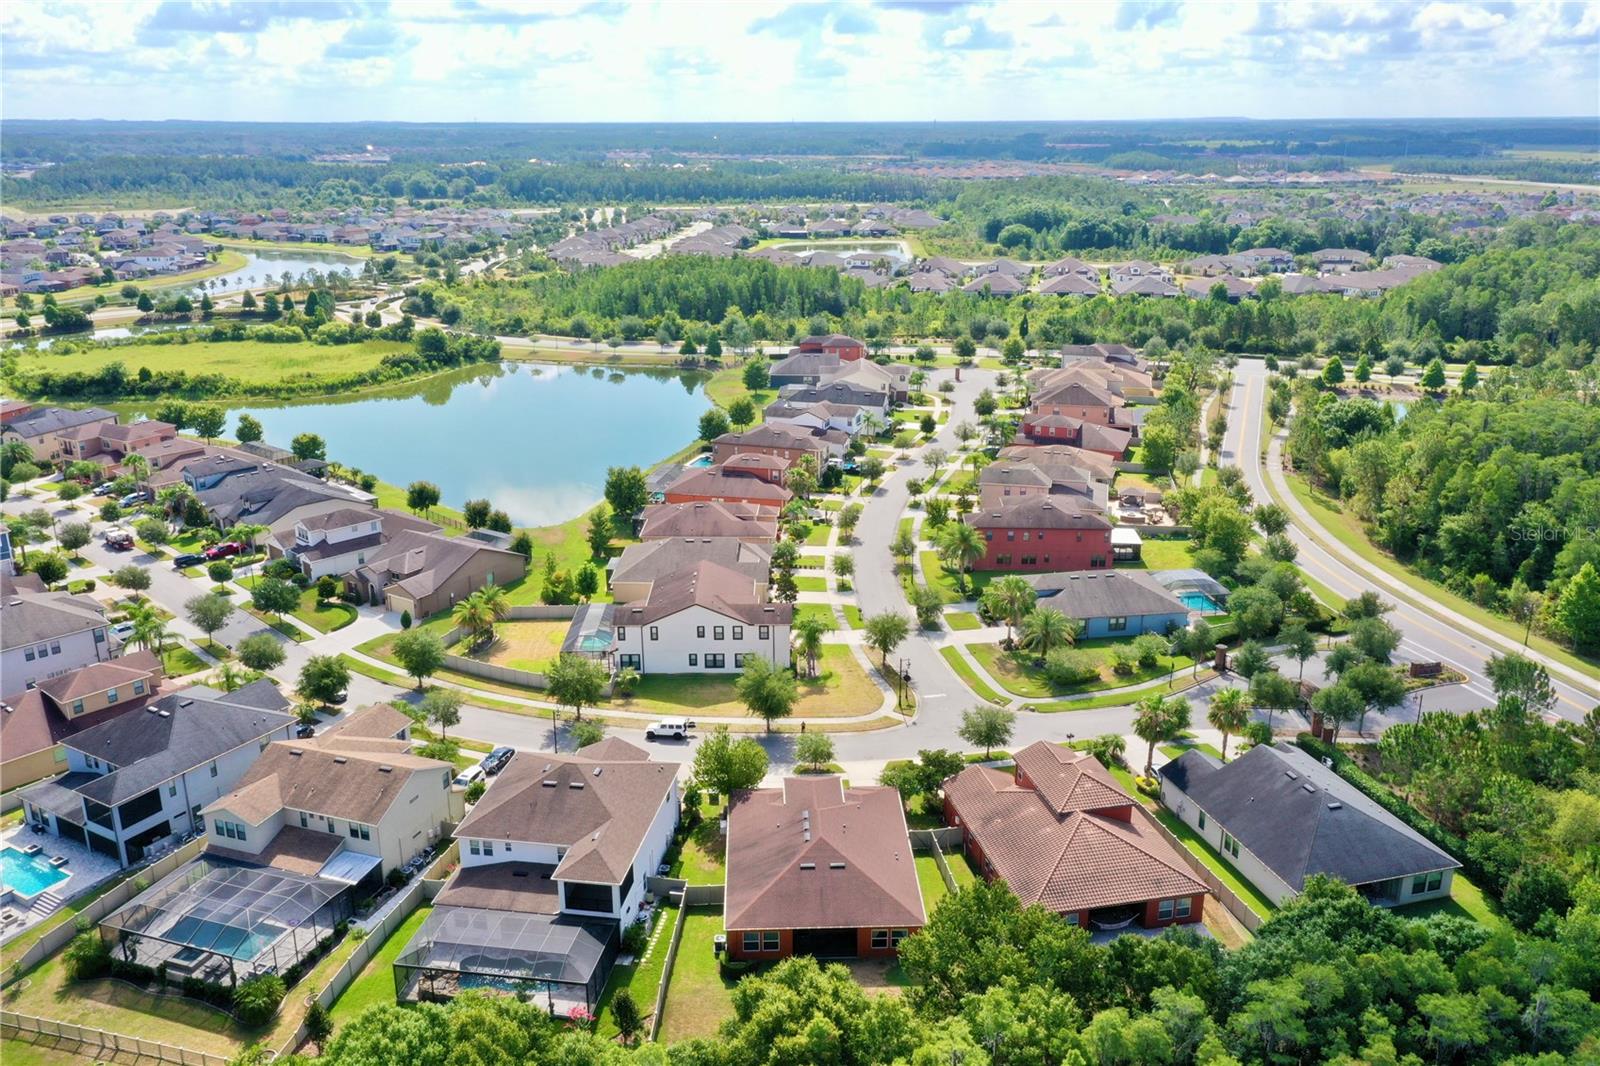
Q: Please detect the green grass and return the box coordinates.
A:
[1115,536,1197,572]
[793,603,841,630]
[595,902,677,1038]
[1148,807,1277,920]
[945,611,983,631]
[292,587,357,633]
[802,525,832,547]
[1279,470,1599,681]
[370,483,470,535]
[904,793,945,830]
[1030,669,1218,712]
[1393,873,1503,930]
[214,235,385,259]
[0,1037,109,1066]
[2,250,249,309]
[329,903,433,1025]
[793,575,828,593]
[666,800,727,884]
[842,605,863,629]
[616,645,878,721]
[938,646,1008,705]
[14,337,410,389]
[159,644,208,676]
[918,551,998,604]
[916,853,951,911]
[658,907,738,1042]
[969,640,1194,699]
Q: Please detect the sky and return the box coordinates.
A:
[2,0,1597,123]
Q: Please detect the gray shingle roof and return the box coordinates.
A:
[1027,570,1187,620]
[1159,743,1459,892]
[0,590,106,650]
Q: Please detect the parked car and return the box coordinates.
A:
[92,482,117,497]
[172,552,206,569]
[118,491,148,508]
[327,690,348,706]
[480,746,514,775]
[108,621,136,642]
[645,718,695,741]
[453,765,486,789]
[295,723,317,739]
[104,529,135,551]
[204,541,243,561]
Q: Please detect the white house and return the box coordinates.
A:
[606,560,792,674]
[1158,743,1460,908]
[279,507,388,579]
[1,585,114,690]
[202,704,457,885]
[19,682,296,866]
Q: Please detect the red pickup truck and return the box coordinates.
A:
[204,541,244,561]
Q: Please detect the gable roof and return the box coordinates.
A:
[0,589,107,650]
[617,560,790,627]
[945,746,1206,914]
[638,501,777,542]
[353,529,523,602]
[1158,743,1460,891]
[0,651,162,761]
[663,467,794,504]
[455,748,677,884]
[967,495,1110,531]
[610,537,771,593]
[725,777,924,933]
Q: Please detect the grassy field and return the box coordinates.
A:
[915,853,950,911]
[658,907,737,1042]
[793,575,828,593]
[666,799,727,884]
[14,337,409,387]
[329,904,433,1025]
[214,236,383,259]
[969,640,1194,699]
[1116,536,1197,572]
[616,645,878,720]
[456,619,569,672]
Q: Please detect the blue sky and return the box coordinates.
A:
[2,1,1596,122]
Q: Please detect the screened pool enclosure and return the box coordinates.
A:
[100,858,353,986]
[394,906,618,1014]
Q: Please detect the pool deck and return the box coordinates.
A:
[0,826,123,941]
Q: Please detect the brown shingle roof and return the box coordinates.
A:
[617,560,792,627]
[967,496,1110,531]
[454,750,677,885]
[638,501,778,542]
[945,744,1206,915]
[35,651,159,703]
[725,777,924,933]
[206,825,343,877]
[664,468,793,504]
[434,862,561,914]
[319,703,412,741]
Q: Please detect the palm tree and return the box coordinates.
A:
[984,575,1036,643]
[1133,693,1189,776]
[1207,687,1250,761]
[451,594,493,648]
[157,484,191,522]
[791,614,835,679]
[1017,607,1080,658]
[122,454,150,497]
[127,601,168,655]
[477,582,510,639]
[935,521,985,596]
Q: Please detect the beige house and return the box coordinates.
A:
[203,704,459,885]
[346,529,527,619]
[0,651,163,791]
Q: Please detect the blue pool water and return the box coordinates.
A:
[1,846,70,898]
[165,915,282,960]
[1179,593,1223,612]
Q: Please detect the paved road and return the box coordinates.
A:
[1227,362,1598,721]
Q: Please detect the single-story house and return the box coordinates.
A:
[1025,571,1190,638]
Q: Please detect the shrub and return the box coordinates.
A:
[1043,648,1099,687]
[233,973,287,1026]
[400,609,412,630]
[1131,633,1167,670]
[63,931,112,980]
[464,779,486,804]
[1108,645,1137,676]
[622,920,650,956]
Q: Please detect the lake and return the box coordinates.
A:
[126,361,709,528]
[195,248,367,296]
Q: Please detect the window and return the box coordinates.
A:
[1197,811,1206,830]
[1006,531,1015,541]
[133,680,145,695]
[732,625,743,640]
[891,929,908,948]
[996,554,1012,566]
[734,653,748,668]
[742,932,760,952]
[1413,870,1443,894]
[1107,617,1128,632]
[713,626,725,640]
[469,839,481,856]
[617,626,626,642]
[619,654,641,669]
[762,930,780,951]
[688,654,698,667]
[1158,898,1175,921]
[482,840,493,855]
[871,929,889,949]
[327,818,337,833]
[1221,832,1240,859]
[71,699,84,715]
[23,647,34,662]
[105,688,118,703]
[300,812,309,828]
[696,625,706,638]
[49,641,60,655]
[1065,912,1079,926]
[1020,555,1037,566]
[209,762,218,778]
[1176,897,1191,918]
[94,628,106,644]
[649,626,658,641]
[349,823,371,841]
[168,785,177,798]
[758,625,770,639]
[1091,556,1107,569]
[705,654,726,669]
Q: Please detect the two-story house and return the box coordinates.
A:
[965,496,1113,572]
[271,507,437,580]
[202,704,456,887]
[18,682,295,866]
[0,405,118,466]
[1,585,114,690]
[0,650,163,791]
[602,560,791,673]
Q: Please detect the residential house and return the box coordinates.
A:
[0,405,118,465]
[1183,275,1254,301]
[2,587,114,690]
[1112,275,1182,298]
[346,529,528,619]
[1041,256,1099,279]
[711,422,838,472]
[977,459,1105,512]
[609,537,771,604]
[19,681,296,866]
[1025,571,1189,637]
[965,496,1113,572]
[601,560,791,673]
[962,272,1025,296]
[661,467,794,512]
[763,399,868,437]
[201,704,456,886]
[725,776,924,961]
[269,507,441,580]
[999,443,1117,484]
[185,455,372,528]
[944,742,1207,931]
[789,334,867,362]
[1028,380,1124,427]
[1015,413,1133,457]
[53,419,177,473]
[1037,272,1102,296]
[397,739,679,1010]
[637,501,778,543]
[778,380,891,414]
[1159,743,1461,907]
[0,651,162,791]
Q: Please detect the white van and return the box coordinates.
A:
[453,765,486,789]
[644,718,695,741]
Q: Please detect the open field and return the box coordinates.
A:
[616,645,879,720]
[456,619,569,671]
[12,338,410,387]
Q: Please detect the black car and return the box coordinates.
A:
[295,723,317,738]
[327,691,349,705]
[480,746,515,775]
[172,552,206,569]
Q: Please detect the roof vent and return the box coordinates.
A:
[379,765,393,773]
[289,749,303,757]
[1301,782,1316,793]
[541,780,558,788]
[178,700,193,708]
[1284,770,1297,780]
[829,862,845,869]
[334,756,347,764]
[569,781,584,789]
[800,862,815,869]
[592,767,602,777]
[1327,801,1342,810]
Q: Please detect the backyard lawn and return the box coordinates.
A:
[658,907,737,1042]
[1394,873,1503,929]
[616,645,878,720]
[1116,536,1197,572]
[455,619,570,672]
[666,799,727,884]
[915,853,950,911]
[595,902,677,1038]
[329,903,433,1025]
[1148,808,1278,921]
[969,640,1194,699]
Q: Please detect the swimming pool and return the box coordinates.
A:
[1179,593,1224,612]
[1,846,70,899]
[164,915,284,960]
